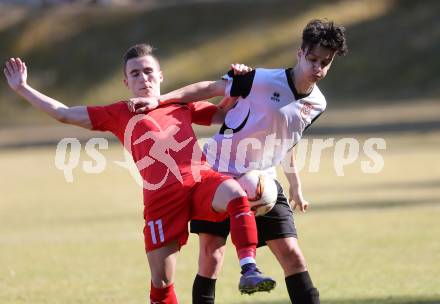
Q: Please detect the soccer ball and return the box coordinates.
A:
[237,170,278,216]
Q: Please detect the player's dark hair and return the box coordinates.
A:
[123,43,160,75]
[301,19,348,56]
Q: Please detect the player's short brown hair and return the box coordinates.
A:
[301,19,348,56]
[123,43,160,75]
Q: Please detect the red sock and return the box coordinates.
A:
[150,282,178,304]
[226,196,258,260]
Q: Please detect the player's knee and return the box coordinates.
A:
[199,241,225,277]
[224,186,246,204]
[199,254,223,276]
[209,246,225,263]
[281,248,307,274]
[230,178,247,195]
[212,180,246,212]
[201,244,225,265]
[151,276,173,289]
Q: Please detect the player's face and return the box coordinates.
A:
[124,55,163,98]
[297,45,335,83]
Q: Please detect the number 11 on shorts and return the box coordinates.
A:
[148,219,165,245]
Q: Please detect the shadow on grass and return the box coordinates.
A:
[306,119,440,135]
[245,297,440,304]
[312,197,439,213]
[307,179,440,194]
[355,179,440,191]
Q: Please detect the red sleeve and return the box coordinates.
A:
[187,101,218,126]
[86,102,126,134]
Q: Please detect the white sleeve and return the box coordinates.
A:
[221,72,233,97]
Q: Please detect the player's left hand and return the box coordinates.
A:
[127,97,159,113]
[289,188,309,213]
[231,63,253,75]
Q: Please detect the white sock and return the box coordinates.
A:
[239,257,256,267]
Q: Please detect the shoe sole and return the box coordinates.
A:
[239,279,276,295]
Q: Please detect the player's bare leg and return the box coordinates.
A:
[192,234,227,304]
[211,179,246,212]
[197,234,227,279]
[211,179,276,295]
[147,241,180,303]
[267,237,320,303]
[267,237,307,275]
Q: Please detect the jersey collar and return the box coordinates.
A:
[285,68,313,100]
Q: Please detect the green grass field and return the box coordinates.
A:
[1,130,439,304]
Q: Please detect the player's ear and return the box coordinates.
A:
[159,70,163,83]
[123,77,128,88]
[297,48,303,60]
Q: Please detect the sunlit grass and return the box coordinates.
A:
[1,131,439,303]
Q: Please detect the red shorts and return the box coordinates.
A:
[143,169,231,252]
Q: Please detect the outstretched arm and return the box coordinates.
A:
[127,80,226,114]
[128,63,253,113]
[4,58,92,129]
[159,63,252,105]
[160,80,226,105]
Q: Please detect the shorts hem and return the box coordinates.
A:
[257,233,298,248]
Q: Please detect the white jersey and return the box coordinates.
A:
[204,68,326,178]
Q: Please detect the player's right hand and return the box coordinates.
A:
[231,63,253,75]
[127,97,159,113]
[4,57,27,92]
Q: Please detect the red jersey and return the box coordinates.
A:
[87,101,217,203]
